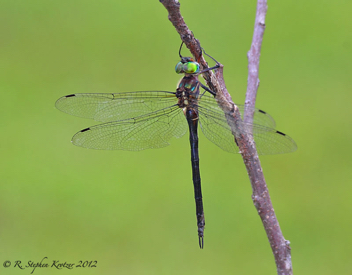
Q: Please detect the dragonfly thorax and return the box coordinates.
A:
[176,75,200,108]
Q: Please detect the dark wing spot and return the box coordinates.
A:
[80,128,91,133]
[276,130,286,136]
[65,94,76,98]
[258,109,266,114]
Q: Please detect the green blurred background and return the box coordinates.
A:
[1,0,351,274]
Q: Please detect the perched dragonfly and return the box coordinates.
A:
[56,44,297,248]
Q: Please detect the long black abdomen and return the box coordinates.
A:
[185,108,205,249]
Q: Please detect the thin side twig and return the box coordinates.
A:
[160,0,292,274]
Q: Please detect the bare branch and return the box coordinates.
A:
[160,0,293,274]
[243,1,293,274]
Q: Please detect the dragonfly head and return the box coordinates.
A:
[175,57,200,75]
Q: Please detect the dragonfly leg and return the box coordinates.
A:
[201,47,220,65]
[199,47,220,73]
[200,83,216,96]
[198,63,220,74]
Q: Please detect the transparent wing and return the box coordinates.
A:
[56,91,177,122]
[245,125,297,155]
[198,94,276,128]
[72,105,187,150]
[197,96,297,155]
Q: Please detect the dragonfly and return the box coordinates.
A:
[56,43,297,248]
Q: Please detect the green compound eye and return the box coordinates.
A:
[175,62,184,74]
[184,62,200,74]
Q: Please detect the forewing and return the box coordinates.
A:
[55,91,177,122]
[72,105,187,150]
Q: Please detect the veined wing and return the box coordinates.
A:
[72,105,187,150]
[55,91,177,122]
[198,94,276,128]
[197,97,297,155]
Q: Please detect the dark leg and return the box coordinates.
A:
[200,83,216,96]
[198,47,221,74]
